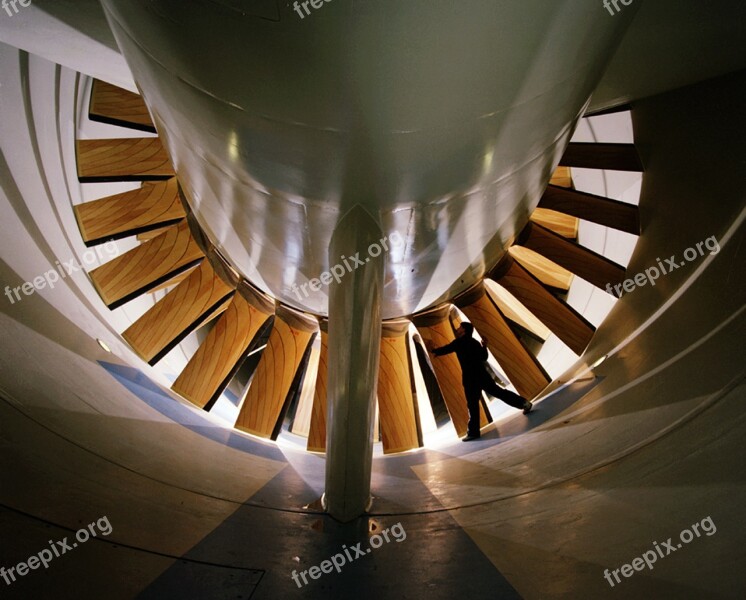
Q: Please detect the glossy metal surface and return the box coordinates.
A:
[324,205,383,521]
[99,0,637,318]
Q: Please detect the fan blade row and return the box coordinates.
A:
[75,81,646,449]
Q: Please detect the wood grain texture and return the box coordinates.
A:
[89,220,204,309]
[539,185,641,235]
[456,283,550,399]
[530,207,579,239]
[172,292,272,409]
[137,226,172,242]
[74,178,184,245]
[377,321,421,454]
[490,257,595,355]
[146,268,194,294]
[307,328,328,453]
[77,137,174,182]
[122,260,234,365]
[412,307,490,437]
[517,221,626,291]
[235,307,317,439]
[484,280,551,341]
[549,166,573,188]
[559,142,643,172]
[508,246,573,291]
[89,79,156,133]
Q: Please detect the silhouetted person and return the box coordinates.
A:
[428,322,532,441]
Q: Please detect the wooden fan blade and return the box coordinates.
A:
[489,256,595,355]
[172,286,274,409]
[516,221,626,291]
[530,207,579,239]
[235,306,317,439]
[307,324,328,453]
[539,185,640,235]
[377,320,422,454]
[122,260,234,365]
[549,166,573,188]
[455,283,550,399]
[508,246,573,292]
[74,178,184,246]
[89,220,204,309]
[77,137,174,182]
[412,306,491,437]
[559,142,643,172]
[89,79,156,133]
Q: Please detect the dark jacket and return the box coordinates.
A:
[432,336,488,382]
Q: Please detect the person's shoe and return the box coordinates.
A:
[461,434,480,442]
[522,400,533,415]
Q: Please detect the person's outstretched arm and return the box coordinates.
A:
[427,339,458,356]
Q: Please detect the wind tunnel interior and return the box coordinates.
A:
[0,4,745,600]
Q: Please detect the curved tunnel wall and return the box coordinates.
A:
[0,39,744,600]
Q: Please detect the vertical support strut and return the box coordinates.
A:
[324,205,384,522]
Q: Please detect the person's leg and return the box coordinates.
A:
[481,376,530,411]
[463,385,482,438]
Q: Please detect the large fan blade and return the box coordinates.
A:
[307,324,328,453]
[530,208,579,239]
[378,320,422,454]
[235,306,317,439]
[74,178,184,246]
[516,221,626,291]
[539,185,640,235]
[412,306,491,437]
[549,166,573,188]
[455,283,550,399]
[122,260,234,365]
[172,286,274,409]
[89,220,204,309]
[77,137,174,182]
[559,142,643,172]
[88,79,156,133]
[508,246,573,292]
[489,256,595,355]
